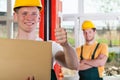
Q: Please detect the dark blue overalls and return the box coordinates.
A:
[51,69,57,80]
[78,43,103,80]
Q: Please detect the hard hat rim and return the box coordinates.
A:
[13,6,42,12]
[82,20,96,30]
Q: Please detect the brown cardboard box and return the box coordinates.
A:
[0,38,52,80]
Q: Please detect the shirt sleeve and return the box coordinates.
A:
[76,46,81,60]
[51,41,63,57]
[100,43,108,57]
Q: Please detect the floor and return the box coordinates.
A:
[63,75,120,80]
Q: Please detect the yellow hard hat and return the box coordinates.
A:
[82,20,95,30]
[14,0,42,11]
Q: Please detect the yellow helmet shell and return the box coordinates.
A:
[14,0,42,11]
[82,20,95,30]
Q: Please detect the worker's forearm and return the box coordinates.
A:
[82,54,108,67]
[78,63,92,71]
[84,57,107,67]
[84,59,101,67]
[63,43,79,70]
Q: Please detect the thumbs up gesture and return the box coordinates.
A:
[55,27,68,46]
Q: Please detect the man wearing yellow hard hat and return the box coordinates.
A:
[76,20,108,80]
[13,0,78,80]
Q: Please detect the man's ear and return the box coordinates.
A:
[94,30,96,35]
[95,30,96,33]
[38,14,41,23]
[13,12,18,22]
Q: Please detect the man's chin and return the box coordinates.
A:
[86,39,94,42]
[24,29,33,33]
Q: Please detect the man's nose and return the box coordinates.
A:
[25,14,33,20]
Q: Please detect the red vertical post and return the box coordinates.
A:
[51,0,63,80]
[51,0,57,40]
[39,0,44,40]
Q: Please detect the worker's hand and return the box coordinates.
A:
[80,60,86,65]
[80,60,87,64]
[26,76,34,80]
[55,27,68,46]
[97,54,106,59]
[79,60,84,66]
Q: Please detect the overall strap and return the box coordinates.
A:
[80,43,100,60]
[91,43,100,59]
[80,45,83,60]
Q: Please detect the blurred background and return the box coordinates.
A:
[0,0,120,80]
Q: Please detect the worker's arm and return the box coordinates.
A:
[78,60,93,71]
[81,54,108,67]
[55,28,79,70]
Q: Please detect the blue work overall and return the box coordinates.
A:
[78,43,103,80]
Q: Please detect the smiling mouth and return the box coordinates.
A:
[25,22,34,26]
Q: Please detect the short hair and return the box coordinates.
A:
[92,28,96,31]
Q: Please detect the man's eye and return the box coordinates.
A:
[22,12,27,16]
[32,13,37,16]
[89,31,92,34]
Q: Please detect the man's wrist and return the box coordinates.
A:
[62,42,69,47]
